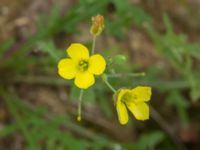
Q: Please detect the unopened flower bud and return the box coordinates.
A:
[90,14,104,36]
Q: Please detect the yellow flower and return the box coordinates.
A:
[58,43,106,89]
[115,86,152,125]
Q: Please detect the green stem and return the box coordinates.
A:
[91,36,97,55]
[77,89,84,121]
[107,72,145,78]
[101,74,117,93]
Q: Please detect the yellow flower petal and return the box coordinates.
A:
[67,43,89,60]
[58,58,77,79]
[88,54,106,75]
[116,101,129,125]
[131,86,152,102]
[127,102,149,120]
[74,71,95,89]
[115,89,130,125]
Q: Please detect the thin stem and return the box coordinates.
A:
[107,72,145,78]
[91,36,97,55]
[102,74,117,93]
[77,89,84,121]
[104,80,116,93]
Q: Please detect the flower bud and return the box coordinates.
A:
[90,14,104,36]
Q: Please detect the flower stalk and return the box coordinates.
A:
[107,72,146,78]
[91,35,97,55]
[101,74,117,93]
[77,89,84,121]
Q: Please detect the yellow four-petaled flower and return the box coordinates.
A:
[58,43,106,89]
[115,86,152,125]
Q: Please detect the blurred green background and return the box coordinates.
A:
[0,0,200,149]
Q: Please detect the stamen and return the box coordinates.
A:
[78,60,88,72]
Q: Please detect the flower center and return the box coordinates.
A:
[121,92,137,104]
[78,60,89,72]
